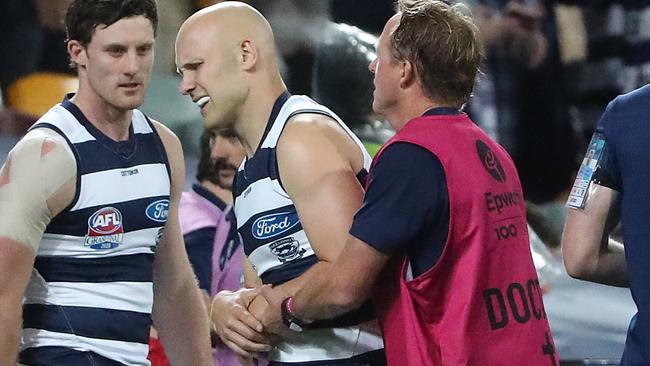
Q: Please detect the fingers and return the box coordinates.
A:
[218,325,272,356]
[210,289,273,355]
[259,284,287,307]
[223,314,269,344]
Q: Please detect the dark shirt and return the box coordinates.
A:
[350,110,454,277]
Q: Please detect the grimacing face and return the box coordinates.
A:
[176,26,248,130]
[75,16,155,111]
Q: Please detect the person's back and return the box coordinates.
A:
[374,111,555,365]
[590,84,650,363]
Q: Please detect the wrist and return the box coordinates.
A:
[281,296,311,332]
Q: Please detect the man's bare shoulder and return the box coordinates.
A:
[0,128,76,252]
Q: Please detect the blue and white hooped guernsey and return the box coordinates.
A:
[234,92,384,364]
[19,95,171,366]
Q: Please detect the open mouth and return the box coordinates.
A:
[196,96,210,110]
[120,82,140,89]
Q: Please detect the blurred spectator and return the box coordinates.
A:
[149,127,248,366]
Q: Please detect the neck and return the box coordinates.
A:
[386,92,455,131]
[202,181,233,205]
[71,82,133,141]
[235,72,287,157]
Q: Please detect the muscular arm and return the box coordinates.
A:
[239,113,382,336]
[150,122,212,365]
[0,130,75,364]
[562,183,627,286]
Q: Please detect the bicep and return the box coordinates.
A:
[0,133,75,252]
[563,183,620,264]
[276,122,365,262]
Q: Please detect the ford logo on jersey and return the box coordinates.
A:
[146,199,169,223]
[85,207,124,250]
[252,211,300,240]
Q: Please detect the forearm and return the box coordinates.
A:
[0,303,21,364]
[153,273,212,365]
[282,261,359,321]
[580,238,628,287]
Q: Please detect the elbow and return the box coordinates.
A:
[562,249,595,281]
[331,285,367,313]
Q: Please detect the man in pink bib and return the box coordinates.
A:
[260,1,560,365]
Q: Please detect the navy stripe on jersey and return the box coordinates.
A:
[34,253,154,283]
[261,255,318,285]
[23,304,151,344]
[240,205,304,255]
[72,133,168,175]
[20,346,128,366]
[46,196,169,236]
[234,147,277,197]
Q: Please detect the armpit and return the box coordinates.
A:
[0,134,76,252]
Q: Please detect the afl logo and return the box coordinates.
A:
[85,207,124,249]
[252,211,300,240]
[146,199,169,223]
[476,140,506,183]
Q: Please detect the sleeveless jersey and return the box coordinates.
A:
[371,114,559,366]
[233,93,384,363]
[20,97,170,366]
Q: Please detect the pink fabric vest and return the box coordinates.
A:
[179,190,248,366]
[371,114,559,366]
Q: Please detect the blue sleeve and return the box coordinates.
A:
[594,98,622,191]
[184,227,216,292]
[350,142,449,261]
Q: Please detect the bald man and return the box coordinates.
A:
[175,2,386,366]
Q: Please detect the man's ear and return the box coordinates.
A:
[399,60,416,89]
[68,40,87,69]
[239,39,258,71]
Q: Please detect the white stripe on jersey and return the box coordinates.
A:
[21,329,150,366]
[248,230,314,274]
[235,177,291,228]
[132,110,154,134]
[36,105,95,144]
[39,228,160,258]
[24,279,153,314]
[72,163,169,211]
[270,320,385,362]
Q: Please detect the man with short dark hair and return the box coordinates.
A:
[260,1,559,365]
[0,0,212,364]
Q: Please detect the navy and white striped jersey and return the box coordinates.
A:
[20,96,170,366]
[234,92,384,364]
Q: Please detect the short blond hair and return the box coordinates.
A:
[391,0,483,107]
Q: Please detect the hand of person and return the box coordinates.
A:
[258,285,296,339]
[210,288,273,358]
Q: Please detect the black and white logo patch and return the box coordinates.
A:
[476,140,506,183]
[269,237,305,263]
